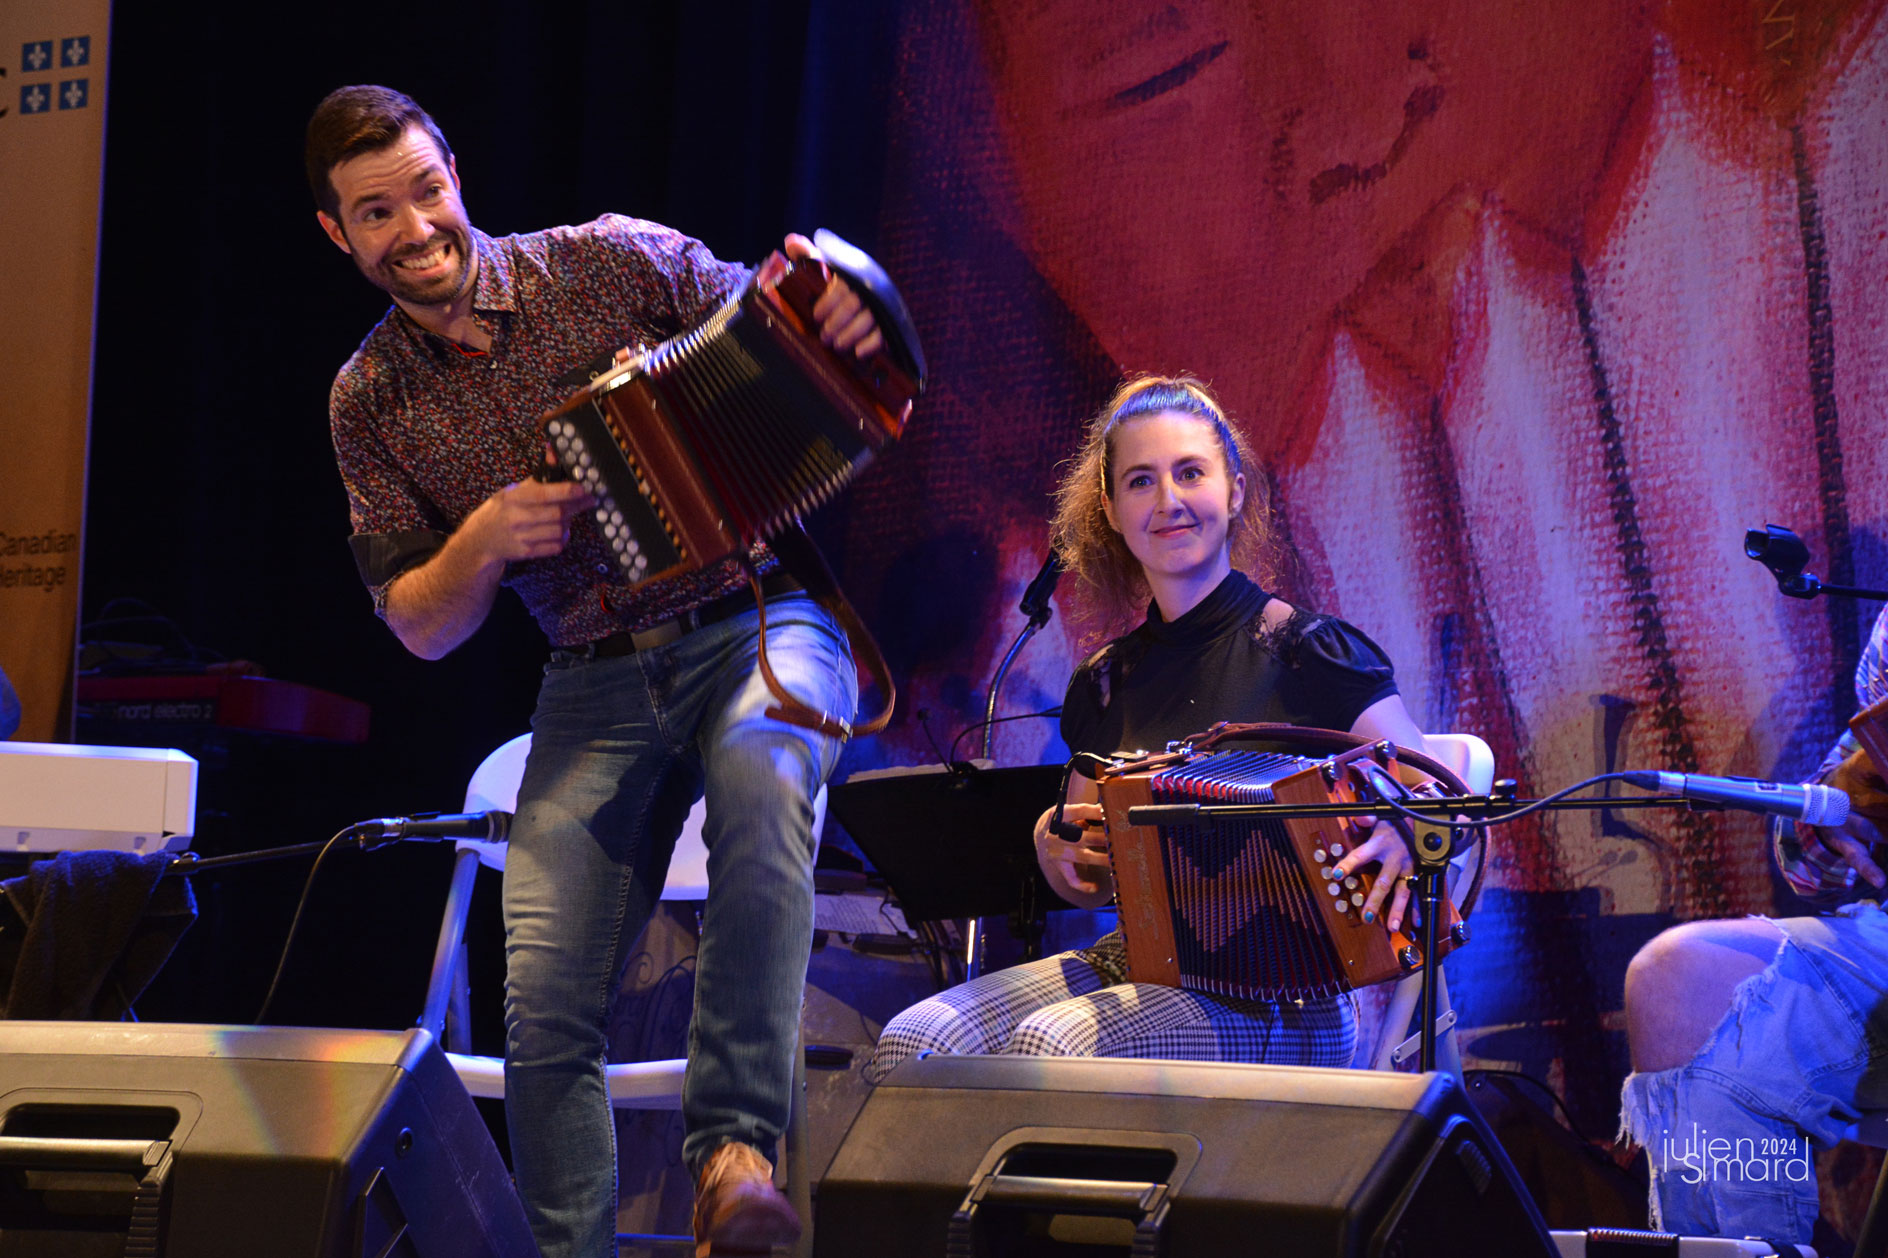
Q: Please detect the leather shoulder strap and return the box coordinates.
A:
[749,523,895,741]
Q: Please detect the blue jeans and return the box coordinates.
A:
[1618,904,1888,1241]
[501,594,854,1258]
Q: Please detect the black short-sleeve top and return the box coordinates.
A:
[1059,570,1400,759]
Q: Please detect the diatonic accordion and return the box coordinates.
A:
[538,234,921,587]
[1097,737,1466,1003]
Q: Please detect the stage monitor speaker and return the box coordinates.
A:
[816,1055,1556,1257]
[0,1022,536,1258]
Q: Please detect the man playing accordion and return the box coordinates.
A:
[308,84,885,1258]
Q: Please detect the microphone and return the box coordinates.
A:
[1621,771,1849,827]
[1049,817,1087,843]
[1019,551,1064,628]
[1744,523,1816,597]
[349,810,512,850]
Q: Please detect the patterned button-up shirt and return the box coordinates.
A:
[329,215,773,646]
[1773,606,1888,904]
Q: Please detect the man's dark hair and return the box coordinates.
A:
[305,85,453,221]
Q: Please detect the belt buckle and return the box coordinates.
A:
[630,617,688,652]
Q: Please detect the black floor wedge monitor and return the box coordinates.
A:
[817,1054,1556,1258]
[0,1023,535,1258]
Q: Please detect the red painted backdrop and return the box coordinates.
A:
[832,0,1888,1146]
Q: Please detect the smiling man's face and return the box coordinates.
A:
[317,124,476,314]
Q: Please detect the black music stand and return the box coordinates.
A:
[826,764,1067,957]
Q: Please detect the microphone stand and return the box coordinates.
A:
[967,615,1049,978]
[1772,574,1888,601]
[1126,787,1716,1074]
[162,841,346,877]
[1745,523,1888,601]
[982,602,1056,761]
[160,818,493,877]
[967,555,1060,977]
[1359,761,1469,1077]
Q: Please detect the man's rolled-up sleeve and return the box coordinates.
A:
[330,374,449,618]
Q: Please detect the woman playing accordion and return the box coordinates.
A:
[865,375,1434,1077]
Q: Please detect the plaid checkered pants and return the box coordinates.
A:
[864,934,1357,1083]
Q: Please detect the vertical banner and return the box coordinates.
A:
[0,4,110,742]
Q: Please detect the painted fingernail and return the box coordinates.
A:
[1362,909,1375,923]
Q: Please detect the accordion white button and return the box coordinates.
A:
[1313,848,1327,863]
[1326,883,1341,897]
[1329,842,1345,858]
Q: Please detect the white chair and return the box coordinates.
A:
[1367,731,1494,1075]
[419,733,823,1255]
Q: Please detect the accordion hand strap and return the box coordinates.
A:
[1177,720,1489,917]
[1184,722,1470,793]
[748,523,896,742]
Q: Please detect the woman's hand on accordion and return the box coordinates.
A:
[1332,819,1416,934]
[782,234,886,360]
[1337,695,1428,933]
[1034,800,1115,910]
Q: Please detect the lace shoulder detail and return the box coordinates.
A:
[1076,640,1117,710]
[1247,605,1322,662]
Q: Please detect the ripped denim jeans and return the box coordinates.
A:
[1618,903,1888,1241]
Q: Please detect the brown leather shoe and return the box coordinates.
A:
[692,1140,801,1257]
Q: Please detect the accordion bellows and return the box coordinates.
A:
[539,247,918,588]
[1099,745,1464,1003]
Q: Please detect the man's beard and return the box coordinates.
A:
[360,227,474,308]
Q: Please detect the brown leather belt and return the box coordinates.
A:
[569,570,804,660]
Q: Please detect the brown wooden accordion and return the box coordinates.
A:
[1097,732,1467,1002]
[537,235,920,588]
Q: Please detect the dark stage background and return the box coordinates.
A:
[84,0,904,1036]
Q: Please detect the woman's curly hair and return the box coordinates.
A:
[1049,374,1271,642]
